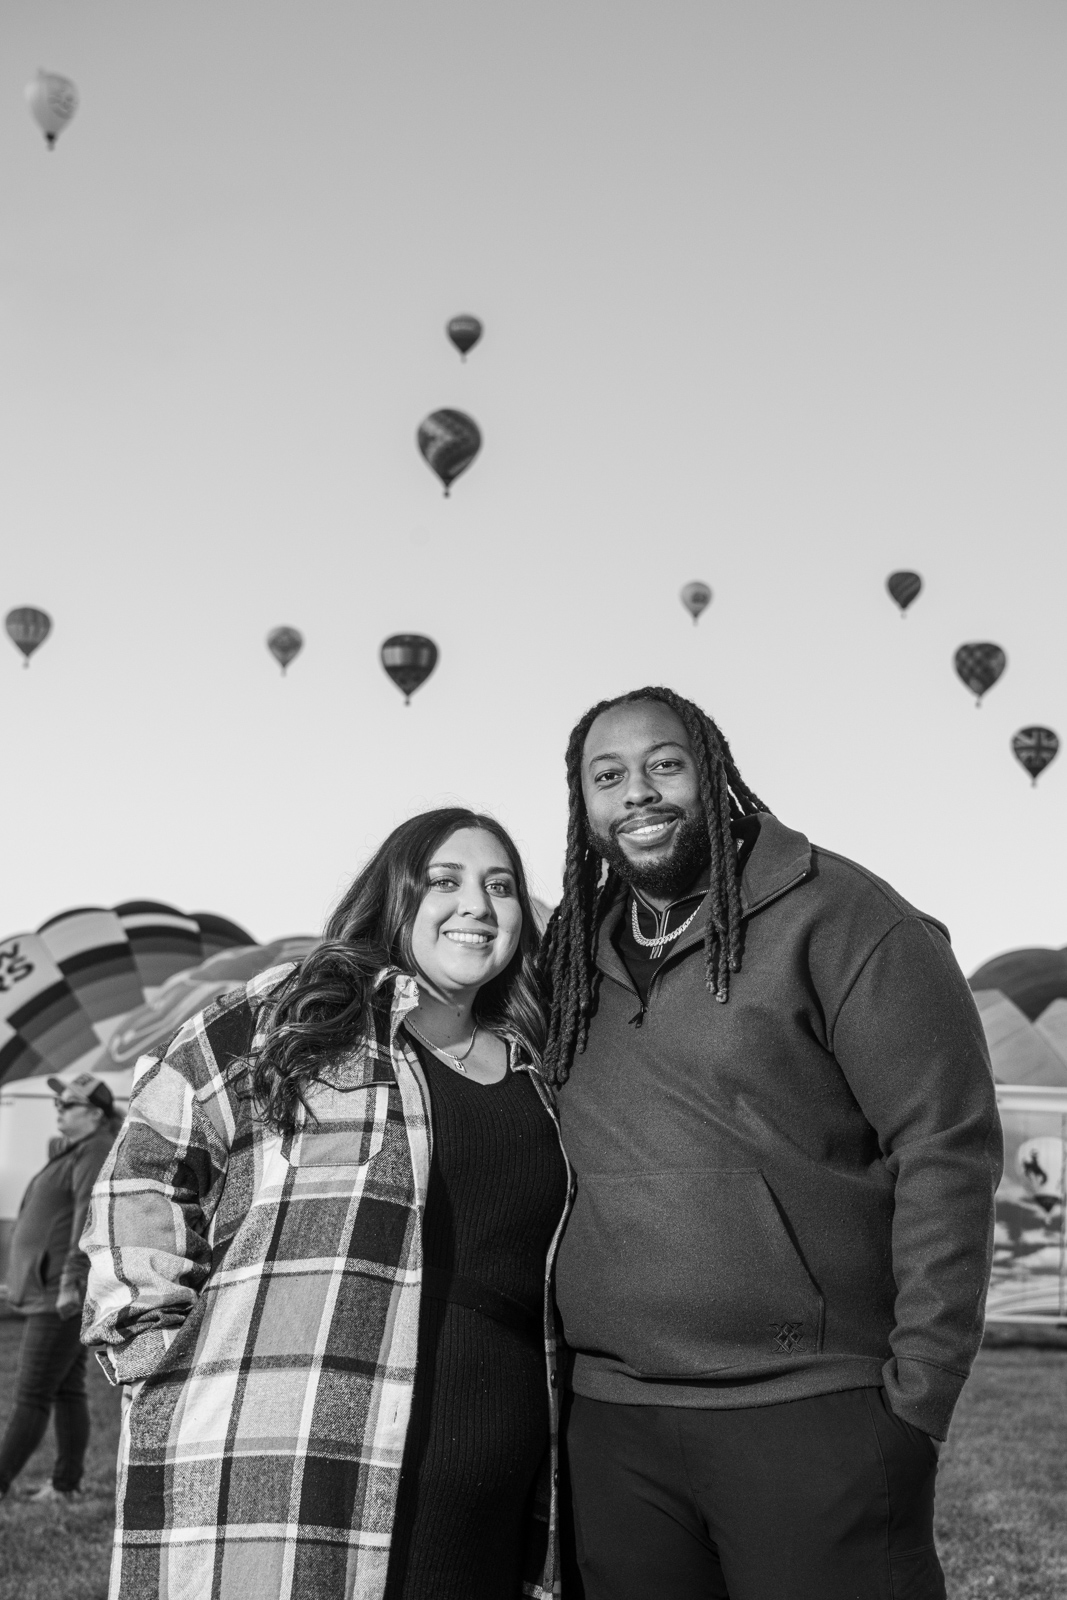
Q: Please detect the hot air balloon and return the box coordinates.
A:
[381,634,438,704]
[267,625,303,675]
[98,935,317,1073]
[954,643,1006,707]
[1012,727,1059,787]
[25,70,78,149]
[680,582,712,624]
[0,911,316,1254]
[447,315,483,360]
[417,410,481,496]
[5,607,51,667]
[0,902,255,1090]
[886,571,922,616]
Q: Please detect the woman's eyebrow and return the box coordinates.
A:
[427,860,515,875]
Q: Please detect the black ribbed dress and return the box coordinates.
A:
[383,1039,567,1600]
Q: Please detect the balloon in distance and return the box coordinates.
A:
[6,607,51,667]
[447,316,483,360]
[417,410,481,497]
[381,634,438,705]
[1015,1136,1066,1211]
[954,643,1006,707]
[886,571,922,616]
[680,582,712,624]
[25,70,78,149]
[267,626,304,675]
[1011,727,1059,788]
[0,902,253,1089]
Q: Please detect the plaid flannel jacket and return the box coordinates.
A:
[82,964,570,1600]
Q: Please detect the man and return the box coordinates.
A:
[542,687,1002,1600]
[0,1073,118,1503]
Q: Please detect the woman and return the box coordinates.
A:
[0,1073,121,1503]
[82,809,571,1600]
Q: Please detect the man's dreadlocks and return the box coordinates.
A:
[539,686,768,1087]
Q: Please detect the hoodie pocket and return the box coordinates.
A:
[557,1168,824,1377]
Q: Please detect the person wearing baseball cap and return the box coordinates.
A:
[0,1073,121,1504]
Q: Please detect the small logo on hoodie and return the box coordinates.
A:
[771,1321,804,1354]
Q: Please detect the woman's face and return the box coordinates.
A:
[409,827,524,1000]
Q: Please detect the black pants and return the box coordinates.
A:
[0,1312,90,1494]
[563,1387,945,1600]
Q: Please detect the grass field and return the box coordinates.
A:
[0,1317,1064,1599]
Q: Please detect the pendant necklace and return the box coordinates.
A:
[630,895,706,957]
[406,1018,479,1075]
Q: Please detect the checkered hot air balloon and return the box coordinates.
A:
[953,643,1006,706]
[1011,727,1059,788]
[417,410,481,496]
[381,634,438,704]
[886,571,922,616]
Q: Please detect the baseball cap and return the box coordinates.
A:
[47,1072,114,1113]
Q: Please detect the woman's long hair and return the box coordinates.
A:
[250,808,546,1133]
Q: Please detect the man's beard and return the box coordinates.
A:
[590,810,711,900]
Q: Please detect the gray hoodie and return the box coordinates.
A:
[6,1125,116,1314]
[554,815,1003,1440]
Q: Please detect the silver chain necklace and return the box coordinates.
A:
[405,1018,479,1075]
[630,895,706,956]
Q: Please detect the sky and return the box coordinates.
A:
[1,0,1065,978]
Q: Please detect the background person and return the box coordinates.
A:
[541,686,1002,1600]
[0,1073,120,1504]
[82,808,570,1600]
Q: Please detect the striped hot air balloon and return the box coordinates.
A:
[0,902,253,1089]
[886,572,922,616]
[0,912,317,1254]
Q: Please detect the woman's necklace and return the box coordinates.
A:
[405,1018,479,1075]
[630,895,706,956]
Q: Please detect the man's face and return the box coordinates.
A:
[581,700,709,899]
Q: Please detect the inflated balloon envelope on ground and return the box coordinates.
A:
[0,903,316,1281]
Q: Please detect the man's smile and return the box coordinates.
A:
[615,813,681,846]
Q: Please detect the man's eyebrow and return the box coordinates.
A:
[587,740,687,765]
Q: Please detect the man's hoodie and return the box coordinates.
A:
[554,816,1003,1440]
[6,1124,116,1314]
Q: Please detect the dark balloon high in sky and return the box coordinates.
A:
[381,635,438,704]
[417,410,482,496]
[886,571,922,615]
[447,316,483,360]
[6,607,52,667]
[954,643,1007,706]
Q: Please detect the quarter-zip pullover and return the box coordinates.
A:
[554,814,1002,1440]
